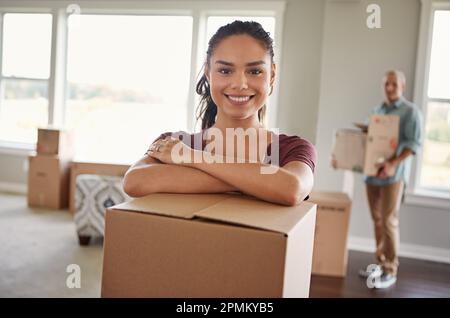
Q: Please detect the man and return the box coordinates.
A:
[359,70,423,289]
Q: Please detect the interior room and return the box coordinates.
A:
[0,0,449,299]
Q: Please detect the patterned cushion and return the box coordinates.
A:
[74,174,129,237]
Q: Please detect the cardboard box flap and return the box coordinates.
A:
[194,194,316,234]
[308,191,351,204]
[110,193,231,219]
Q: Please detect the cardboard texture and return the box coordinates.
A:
[333,129,366,173]
[332,114,399,176]
[101,193,317,298]
[364,114,399,176]
[27,155,71,209]
[69,162,130,214]
[308,191,352,277]
[37,128,75,159]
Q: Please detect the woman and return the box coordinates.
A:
[123,20,317,206]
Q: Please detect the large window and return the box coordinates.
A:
[66,15,192,164]
[418,9,450,193]
[0,13,52,145]
[0,2,284,165]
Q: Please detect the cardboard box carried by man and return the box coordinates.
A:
[332,114,399,176]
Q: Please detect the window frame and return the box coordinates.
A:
[408,0,450,207]
[0,0,285,156]
[0,8,54,152]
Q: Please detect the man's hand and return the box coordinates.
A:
[375,158,399,179]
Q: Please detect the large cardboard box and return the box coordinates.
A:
[101,193,317,298]
[69,161,130,214]
[364,114,399,176]
[27,155,71,209]
[332,114,399,176]
[308,191,352,277]
[37,128,74,159]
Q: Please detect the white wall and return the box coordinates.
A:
[314,0,450,255]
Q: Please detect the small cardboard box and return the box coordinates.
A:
[69,161,130,214]
[308,191,352,277]
[101,193,317,298]
[332,114,399,176]
[37,128,74,158]
[27,155,71,209]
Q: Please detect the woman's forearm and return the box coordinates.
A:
[123,163,239,197]
[180,151,301,206]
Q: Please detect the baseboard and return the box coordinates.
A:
[348,235,450,265]
[0,182,27,195]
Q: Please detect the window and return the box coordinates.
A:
[417,9,450,193]
[66,15,193,164]
[0,2,284,166]
[0,13,52,145]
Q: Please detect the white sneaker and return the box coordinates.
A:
[358,264,383,278]
[373,273,397,289]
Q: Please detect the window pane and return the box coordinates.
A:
[0,79,48,144]
[419,101,450,190]
[66,15,193,164]
[428,10,450,99]
[2,13,52,79]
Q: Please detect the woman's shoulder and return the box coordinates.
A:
[270,132,317,171]
[276,133,315,149]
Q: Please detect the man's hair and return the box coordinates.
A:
[384,70,406,86]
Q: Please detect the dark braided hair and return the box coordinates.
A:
[195,20,275,130]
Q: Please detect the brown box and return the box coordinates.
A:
[308,191,352,277]
[37,128,74,158]
[69,161,130,214]
[101,193,317,298]
[332,129,367,173]
[27,155,71,209]
[364,114,399,176]
[332,114,399,176]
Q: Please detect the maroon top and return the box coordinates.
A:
[148,130,317,200]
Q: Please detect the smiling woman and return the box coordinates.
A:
[123,20,317,206]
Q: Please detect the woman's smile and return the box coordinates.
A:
[224,94,256,106]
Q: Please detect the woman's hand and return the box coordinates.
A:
[147,136,194,164]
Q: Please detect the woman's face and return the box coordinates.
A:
[205,34,276,122]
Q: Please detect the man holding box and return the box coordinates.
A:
[359,70,423,289]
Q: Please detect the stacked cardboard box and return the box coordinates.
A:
[27,128,74,209]
[308,191,352,277]
[332,114,399,176]
[101,193,317,298]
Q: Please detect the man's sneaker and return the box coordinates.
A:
[358,264,383,278]
[373,273,397,289]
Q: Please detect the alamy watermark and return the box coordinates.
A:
[156,127,280,175]
[366,4,381,29]
[67,3,81,30]
[66,264,81,289]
